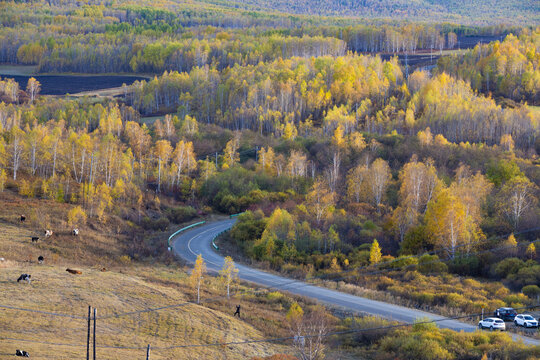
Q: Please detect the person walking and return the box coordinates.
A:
[234,305,241,318]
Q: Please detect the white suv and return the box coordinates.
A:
[478,317,506,331]
[514,314,539,328]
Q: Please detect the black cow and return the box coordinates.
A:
[31,237,39,242]
[38,256,44,264]
[17,274,31,284]
[16,349,30,357]
[20,215,26,222]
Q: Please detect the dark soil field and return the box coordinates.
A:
[374,35,502,70]
[0,74,148,95]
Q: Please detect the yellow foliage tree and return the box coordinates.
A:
[425,187,482,258]
[154,139,172,192]
[526,243,536,259]
[190,254,207,304]
[181,115,199,136]
[262,208,296,245]
[257,147,275,174]
[0,169,6,192]
[219,256,238,299]
[286,302,304,323]
[223,132,241,168]
[306,179,335,225]
[68,206,87,228]
[369,239,382,265]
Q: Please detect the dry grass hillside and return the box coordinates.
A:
[0,191,296,359]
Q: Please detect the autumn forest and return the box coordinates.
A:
[0,0,539,359]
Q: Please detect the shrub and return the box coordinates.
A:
[448,255,481,276]
[383,255,418,270]
[417,254,448,274]
[503,294,529,307]
[165,205,197,223]
[508,265,540,289]
[376,276,396,291]
[444,293,466,308]
[412,291,435,306]
[400,225,430,255]
[67,206,87,228]
[141,216,170,231]
[18,179,35,197]
[118,255,131,265]
[491,257,525,279]
[266,291,285,302]
[522,285,540,300]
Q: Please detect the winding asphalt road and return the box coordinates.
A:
[172,219,540,346]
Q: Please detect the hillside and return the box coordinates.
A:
[203,0,540,24]
[0,193,293,359]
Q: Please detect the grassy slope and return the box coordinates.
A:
[0,191,291,359]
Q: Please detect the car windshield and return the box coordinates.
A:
[495,320,504,323]
[524,315,534,320]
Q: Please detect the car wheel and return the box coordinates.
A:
[478,324,482,329]
[514,320,518,326]
[490,326,494,331]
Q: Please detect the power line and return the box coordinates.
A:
[2,226,538,337]
[2,236,538,323]
[115,302,540,350]
[0,337,146,350]
[8,304,538,352]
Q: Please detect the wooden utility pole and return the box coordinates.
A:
[146,344,151,360]
[87,306,91,360]
[93,308,97,360]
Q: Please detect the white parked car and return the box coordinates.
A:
[478,317,506,331]
[514,314,539,328]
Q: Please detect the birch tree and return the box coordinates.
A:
[172,140,196,186]
[306,179,335,225]
[368,158,390,210]
[190,254,206,304]
[346,163,368,203]
[219,256,238,299]
[26,77,41,104]
[154,139,172,193]
[498,176,538,229]
[9,126,24,180]
[223,132,241,168]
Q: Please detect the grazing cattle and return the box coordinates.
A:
[0,257,5,262]
[72,228,79,236]
[31,237,39,242]
[38,256,44,264]
[17,274,31,284]
[44,230,53,237]
[66,268,82,275]
[16,349,29,357]
[20,215,26,222]
[100,268,107,272]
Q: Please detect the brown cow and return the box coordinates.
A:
[66,268,82,275]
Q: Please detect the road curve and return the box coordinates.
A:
[172,219,539,346]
